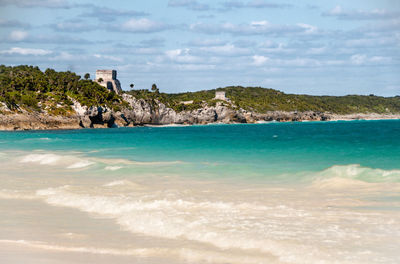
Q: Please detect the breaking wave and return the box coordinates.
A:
[67,160,94,169]
[313,164,400,183]
[34,185,367,264]
[307,164,400,190]
[16,151,183,171]
[20,153,62,165]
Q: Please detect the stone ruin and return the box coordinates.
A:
[214,91,226,100]
[95,70,122,94]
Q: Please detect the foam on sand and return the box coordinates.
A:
[20,153,62,165]
[0,239,277,264]
[67,160,94,169]
[0,189,37,200]
[33,182,400,264]
[104,166,123,171]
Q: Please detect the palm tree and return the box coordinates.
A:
[84,73,90,80]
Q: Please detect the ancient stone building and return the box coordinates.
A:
[214,91,226,100]
[95,70,122,94]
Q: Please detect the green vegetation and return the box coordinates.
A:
[220,86,400,114]
[134,86,400,114]
[1,65,399,115]
[0,65,125,115]
[126,87,230,112]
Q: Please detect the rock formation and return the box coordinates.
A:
[2,94,399,130]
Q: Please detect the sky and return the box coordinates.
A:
[0,0,399,96]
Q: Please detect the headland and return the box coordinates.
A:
[1,65,399,130]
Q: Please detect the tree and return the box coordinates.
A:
[130,83,134,89]
[151,83,159,94]
[98,78,103,83]
[84,73,90,80]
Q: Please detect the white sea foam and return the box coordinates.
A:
[93,156,184,166]
[20,153,61,165]
[309,165,400,189]
[67,160,94,169]
[104,166,123,171]
[0,239,275,263]
[34,185,395,264]
[0,189,37,200]
[18,152,97,169]
[5,150,400,264]
[0,239,176,257]
[103,180,133,187]
[311,177,372,189]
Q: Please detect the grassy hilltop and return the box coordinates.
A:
[0,65,124,115]
[159,87,400,114]
[1,65,400,115]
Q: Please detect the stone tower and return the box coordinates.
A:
[214,91,226,100]
[95,70,122,94]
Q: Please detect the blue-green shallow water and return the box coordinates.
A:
[1,120,400,181]
[1,120,400,264]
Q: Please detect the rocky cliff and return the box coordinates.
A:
[0,94,327,130]
[1,94,399,131]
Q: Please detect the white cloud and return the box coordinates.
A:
[52,21,95,32]
[0,19,30,28]
[278,58,321,67]
[252,55,269,66]
[135,48,161,55]
[82,6,148,21]
[168,0,210,11]
[345,37,397,48]
[221,1,292,10]
[329,5,342,15]
[250,20,270,27]
[49,51,75,61]
[297,23,318,34]
[120,18,169,33]
[369,56,391,63]
[0,0,72,8]
[188,38,228,47]
[9,30,28,41]
[165,49,202,63]
[351,54,367,65]
[175,64,216,71]
[259,41,294,54]
[324,60,345,66]
[350,54,392,65]
[323,5,400,20]
[306,47,326,55]
[0,47,52,55]
[199,44,250,56]
[190,21,317,36]
[94,54,123,62]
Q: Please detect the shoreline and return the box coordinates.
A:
[1,113,399,131]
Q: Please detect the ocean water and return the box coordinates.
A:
[0,120,399,264]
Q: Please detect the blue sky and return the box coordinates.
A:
[0,0,399,95]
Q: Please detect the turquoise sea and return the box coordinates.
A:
[0,120,399,263]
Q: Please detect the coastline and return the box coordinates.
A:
[1,112,399,131]
[329,113,400,121]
